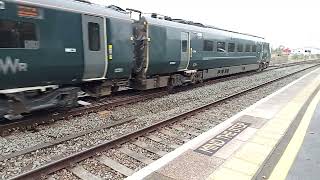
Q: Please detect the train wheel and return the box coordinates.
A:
[166,85,175,94]
[256,64,263,72]
[58,91,79,109]
[195,72,204,84]
[111,86,120,93]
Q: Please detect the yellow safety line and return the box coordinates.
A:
[268,89,320,180]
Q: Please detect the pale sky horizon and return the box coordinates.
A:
[89,0,319,49]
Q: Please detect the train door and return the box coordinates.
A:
[82,14,107,81]
[179,32,191,70]
[260,43,264,60]
[257,43,263,61]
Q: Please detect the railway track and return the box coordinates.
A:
[261,60,320,74]
[0,90,168,136]
[6,63,319,180]
[268,59,320,68]
[0,60,319,136]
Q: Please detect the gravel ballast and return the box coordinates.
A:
[1,65,313,156]
[0,65,318,179]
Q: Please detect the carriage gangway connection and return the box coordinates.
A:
[125,67,320,180]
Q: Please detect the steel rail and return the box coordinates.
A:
[1,60,318,136]
[0,90,167,136]
[9,64,320,180]
[0,117,136,162]
[269,59,320,68]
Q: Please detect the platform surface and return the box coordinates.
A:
[126,67,320,180]
[286,102,320,180]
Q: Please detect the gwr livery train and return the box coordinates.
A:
[0,0,271,117]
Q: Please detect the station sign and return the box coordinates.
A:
[194,122,251,156]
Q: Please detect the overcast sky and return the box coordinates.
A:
[90,0,319,49]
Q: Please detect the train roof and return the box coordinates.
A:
[6,0,132,21]
[143,15,267,43]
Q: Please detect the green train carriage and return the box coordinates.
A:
[131,14,271,90]
[0,0,134,117]
[0,0,271,118]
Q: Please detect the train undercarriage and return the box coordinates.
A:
[0,79,130,119]
[0,87,79,119]
[0,62,269,119]
[131,62,269,91]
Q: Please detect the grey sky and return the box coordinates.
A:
[90,0,319,49]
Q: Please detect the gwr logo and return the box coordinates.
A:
[0,57,28,75]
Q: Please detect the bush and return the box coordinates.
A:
[290,54,303,60]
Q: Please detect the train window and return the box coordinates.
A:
[203,40,214,51]
[237,44,244,52]
[181,40,188,52]
[228,43,235,52]
[217,42,226,52]
[88,22,100,51]
[245,44,251,52]
[0,20,38,49]
[252,45,257,52]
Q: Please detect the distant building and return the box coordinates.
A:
[282,48,291,55]
[291,47,320,55]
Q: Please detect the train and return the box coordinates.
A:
[0,0,271,118]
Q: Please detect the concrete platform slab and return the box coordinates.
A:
[207,167,251,180]
[236,115,268,129]
[235,127,258,142]
[213,139,244,159]
[144,172,175,180]
[157,150,223,180]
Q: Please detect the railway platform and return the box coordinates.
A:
[126,67,320,180]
